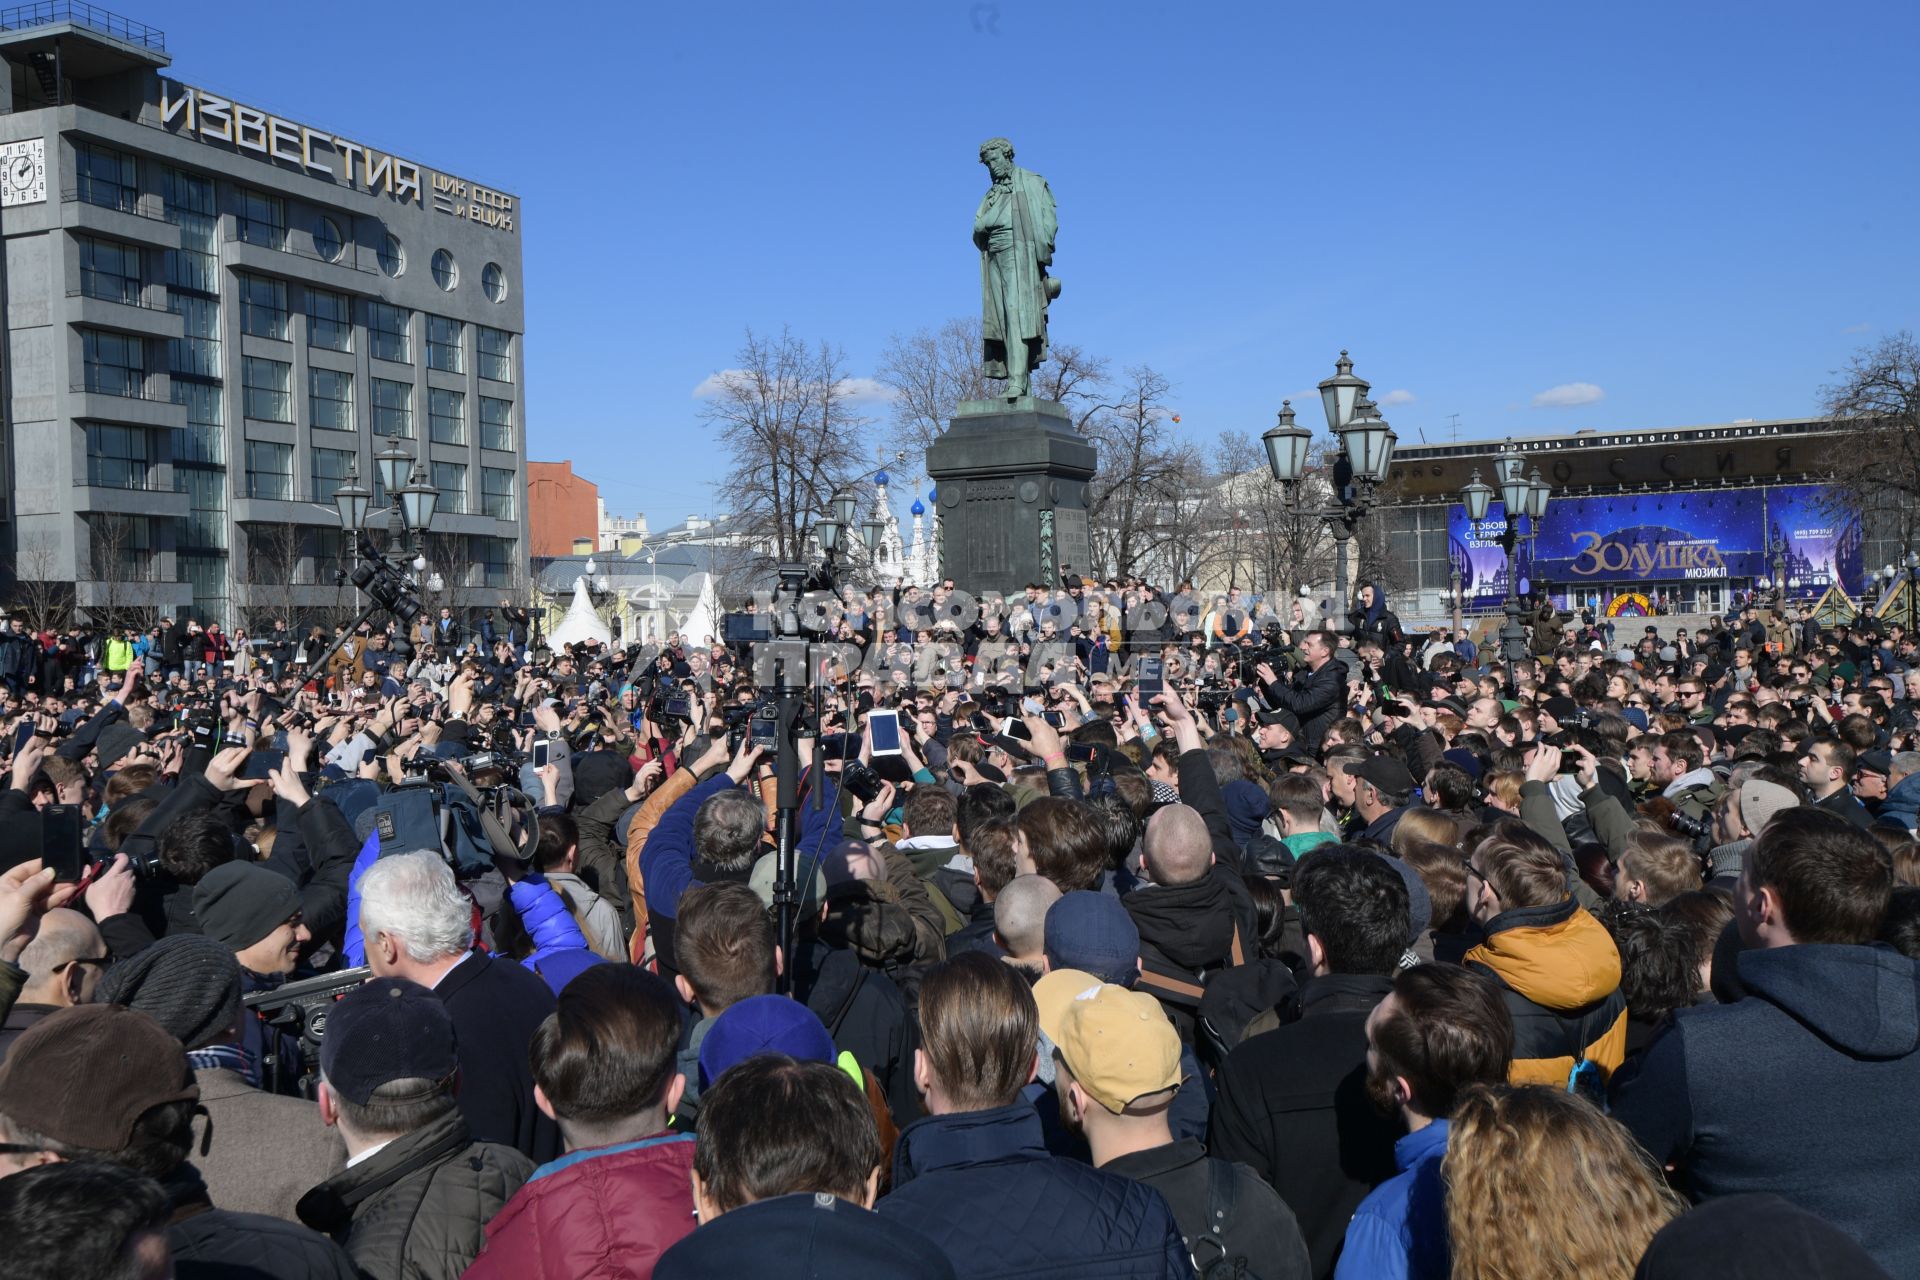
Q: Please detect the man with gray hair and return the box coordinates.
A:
[1877,751,1920,833]
[357,852,558,1161]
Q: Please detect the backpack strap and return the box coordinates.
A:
[1189,1158,1244,1279]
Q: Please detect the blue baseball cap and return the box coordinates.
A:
[698,995,836,1089]
[1043,891,1140,987]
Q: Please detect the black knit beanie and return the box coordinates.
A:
[95,934,243,1051]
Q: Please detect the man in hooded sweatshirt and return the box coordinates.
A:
[1613,808,1920,1277]
[1461,824,1627,1087]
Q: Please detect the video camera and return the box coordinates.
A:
[344,534,423,626]
[242,965,373,1097]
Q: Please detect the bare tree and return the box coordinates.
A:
[875,317,992,454]
[1819,332,1920,543]
[238,521,308,638]
[12,533,74,634]
[1033,342,1111,428]
[84,514,158,635]
[702,327,872,568]
[1081,365,1194,580]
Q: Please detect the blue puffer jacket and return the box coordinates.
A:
[877,1103,1188,1279]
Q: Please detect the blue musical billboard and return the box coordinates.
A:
[1447,484,1860,608]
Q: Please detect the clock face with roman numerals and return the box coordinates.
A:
[0,138,44,207]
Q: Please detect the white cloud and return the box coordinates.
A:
[691,371,897,404]
[1377,388,1416,407]
[691,369,746,399]
[1531,381,1606,409]
[1842,322,1871,334]
[835,376,898,405]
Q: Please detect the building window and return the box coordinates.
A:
[368,302,411,364]
[180,552,227,622]
[431,461,468,514]
[378,232,405,277]
[371,377,412,438]
[482,262,507,303]
[87,514,157,582]
[75,142,136,212]
[313,446,355,504]
[236,188,285,250]
[177,465,226,548]
[314,216,344,263]
[477,326,512,382]
[84,423,150,489]
[245,440,293,500]
[431,248,458,290]
[426,316,463,373]
[479,396,514,452]
[309,368,353,432]
[78,237,140,304]
[242,356,292,422]
[429,387,466,444]
[480,467,515,520]
[237,272,289,340]
[171,381,224,467]
[83,329,144,397]
[476,536,514,588]
[306,288,352,353]
[163,167,217,290]
[167,294,220,380]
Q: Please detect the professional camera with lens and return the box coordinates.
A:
[839,759,886,805]
[1239,645,1300,687]
[1669,811,1712,842]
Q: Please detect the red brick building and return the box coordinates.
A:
[527,461,599,559]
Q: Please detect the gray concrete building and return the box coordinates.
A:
[0,4,527,630]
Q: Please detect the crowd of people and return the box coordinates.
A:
[0,574,1913,1280]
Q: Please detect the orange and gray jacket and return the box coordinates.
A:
[1466,896,1628,1086]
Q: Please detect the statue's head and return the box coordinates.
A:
[979,137,1014,181]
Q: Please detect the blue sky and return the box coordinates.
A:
[145,0,1918,524]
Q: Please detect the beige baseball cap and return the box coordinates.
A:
[1052,982,1183,1114]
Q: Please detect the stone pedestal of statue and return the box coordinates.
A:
[925,397,1098,598]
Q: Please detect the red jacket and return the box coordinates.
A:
[463,1132,696,1280]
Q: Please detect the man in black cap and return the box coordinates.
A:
[193,860,311,1096]
[1252,707,1303,772]
[1342,756,1416,846]
[300,978,533,1280]
[0,1004,357,1278]
[1854,748,1892,818]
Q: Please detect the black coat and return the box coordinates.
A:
[432,952,561,1163]
[1207,972,1402,1280]
[163,1163,359,1280]
[793,939,918,1125]
[1263,659,1347,751]
[1104,1139,1312,1280]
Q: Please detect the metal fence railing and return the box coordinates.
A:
[0,1,164,49]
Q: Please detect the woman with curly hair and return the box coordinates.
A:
[1443,1084,1682,1280]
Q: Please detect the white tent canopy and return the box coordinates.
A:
[548,576,612,648]
[679,574,721,648]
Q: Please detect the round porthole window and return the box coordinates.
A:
[482,262,506,303]
[378,233,405,277]
[314,217,343,263]
[432,248,458,291]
